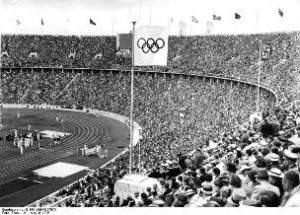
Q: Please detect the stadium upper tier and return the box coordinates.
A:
[1,32,300,104]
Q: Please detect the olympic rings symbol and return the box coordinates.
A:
[137,37,165,54]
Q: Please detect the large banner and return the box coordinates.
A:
[134,26,169,66]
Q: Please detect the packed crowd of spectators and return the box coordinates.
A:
[0,68,274,143]
[2,32,300,104]
[1,32,300,207]
[54,96,300,207]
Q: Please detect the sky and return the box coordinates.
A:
[0,0,300,36]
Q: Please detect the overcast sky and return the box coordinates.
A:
[1,0,300,36]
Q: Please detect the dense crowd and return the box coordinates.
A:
[54,95,300,207]
[1,32,300,207]
[0,68,274,143]
[2,32,300,104]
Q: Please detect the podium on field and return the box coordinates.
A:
[114,174,159,200]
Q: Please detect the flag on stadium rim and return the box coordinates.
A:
[235,13,241,19]
[90,18,96,25]
[134,26,169,66]
[41,18,44,25]
[191,16,199,23]
[213,14,221,20]
[16,19,21,25]
[261,42,272,60]
[278,8,284,17]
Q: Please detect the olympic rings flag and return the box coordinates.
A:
[134,26,169,66]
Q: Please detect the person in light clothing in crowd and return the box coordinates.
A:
[268,168,284,200]
[187,181,213,207]
[282,150,298,172]
[225,188,246,207]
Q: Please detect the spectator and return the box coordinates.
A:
[173,193,188,207]
[280,170,300,207]
[268,168,285,199]
[187,181,213,207]
[238,165,251,186]
[251,169,280,200]
[146,186,152,198]
[212,167,221,181]
[282,150,298,172]
[258,191,280,207]
[225,188,246,207]
[133,192,140,205]
[230,174,242,190]
[164,182,179,206]
[148,167,162,178]
[141,192,152,206]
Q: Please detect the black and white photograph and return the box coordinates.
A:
[0,0,300,212]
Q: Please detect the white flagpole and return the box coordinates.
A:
[256,40,262,113]
[129,8,131,22]
[234,16,237,34]
[255,11,259,33]
[16,20,20,34]
[40,18,44,35]
[149,0,152,24]
[139,0,142,21]
[66,19,69,35]
[129,21,136,175]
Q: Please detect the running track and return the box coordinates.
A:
[0,108,130,206]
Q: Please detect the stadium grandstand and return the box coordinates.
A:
[1,0,300,209]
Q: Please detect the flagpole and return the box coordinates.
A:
[129,8,131,22]
[276,10,281,32]
[66,19,69,35]
[129,21,136,175]
[149,0,152,25]
[255,11,259,33]
[112,20,115,35]
[168,18,171,32]
[234,16,237,34]
[256,40,262,113]
[139,0,142,21]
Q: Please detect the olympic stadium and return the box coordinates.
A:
[1,0,300,209]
